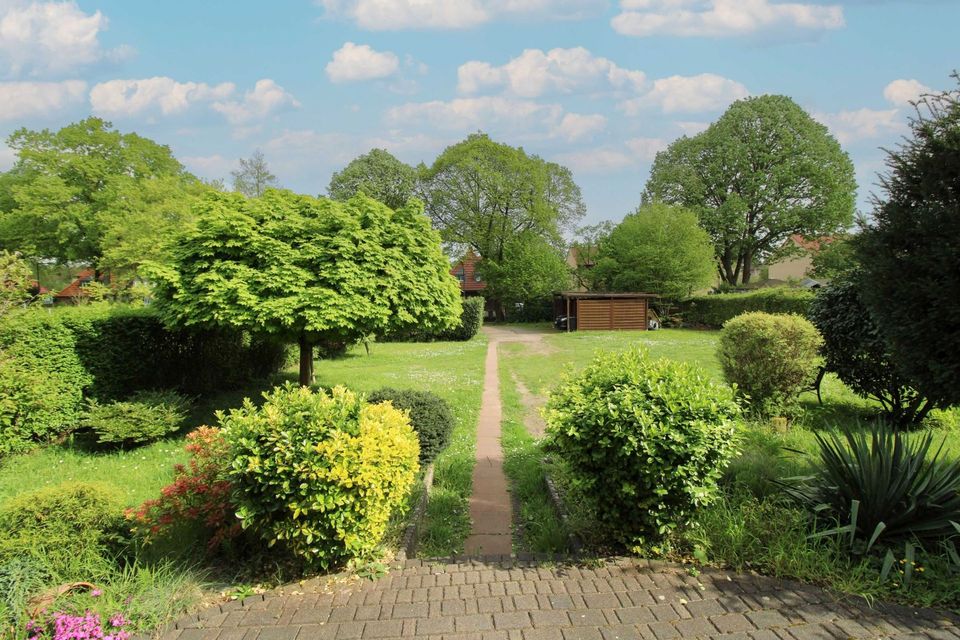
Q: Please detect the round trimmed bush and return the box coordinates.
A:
[82,390,190,446]
[367,388,453,463]
[717,312,823,416]
[223,383,419,567]
[544,348,740,547]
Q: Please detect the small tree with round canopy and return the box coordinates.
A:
[147,190,461,386]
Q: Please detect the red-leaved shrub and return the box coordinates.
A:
[127,427,240,551]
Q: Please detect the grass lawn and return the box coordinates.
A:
[497,326,960,610]
[312,338,488,557]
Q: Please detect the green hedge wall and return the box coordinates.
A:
[0,305,287,455]
[682,287,815,328]
[387,296,484,342]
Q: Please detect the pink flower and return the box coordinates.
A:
[108,614,129,628]
[91,589,103,598]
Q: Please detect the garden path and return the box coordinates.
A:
[156,555,959,640]
[464,326,553,556]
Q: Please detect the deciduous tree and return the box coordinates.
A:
[644,96,856,285]
[419,133,584,316]
[328,148,417,210]
[0,118,199,270]
[147,190,461,386]
[231,150,278,197]
[592,203,714,300]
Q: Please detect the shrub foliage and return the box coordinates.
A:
[223,384,419,567]
[683,287,814,328]
[857,76,960,408]
[0,482,128,580]
[544,348,740,547]
[717,312,823,415]
[83,390,191,446]
[367,388,454,464]
[0,305,285,455]
[809,282,933,426]
[128,426,240,552]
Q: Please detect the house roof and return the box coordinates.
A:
[788,234,835,252]
[554,291,658,300]
[55,268,107,299]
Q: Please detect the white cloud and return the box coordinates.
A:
[883,78,931,107]
[675,120,709,135]
[211,79,300,124]
[612,0,844,38]
[815,108,904,144]
[90,77,235,117]
[556,137,667,173]
[0,79,86,120]
[316,0,604,30]
[326,42,400,83]
[457,47,645,98]
[0,1,130,76]
[0,143,15,170]
[385,96,564,132]
[553,113,607,141]
[181,154,233,179]
[620,73,748,114]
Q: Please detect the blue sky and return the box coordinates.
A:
[0,0,957,226]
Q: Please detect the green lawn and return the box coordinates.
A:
[497,326,960,610]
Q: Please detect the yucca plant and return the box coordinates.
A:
[781,423,960,555]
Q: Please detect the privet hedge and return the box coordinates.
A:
[683,287,814,328]
[367,388,454,463]
[389,296,483,342]
[544,348,740,547]
[224,384,419,567]
[0,305,286,455]
[717,312,823,416]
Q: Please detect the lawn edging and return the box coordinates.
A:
[542,457,583,553]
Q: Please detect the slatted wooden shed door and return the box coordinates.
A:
[577,298,647,330]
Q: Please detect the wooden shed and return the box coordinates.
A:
[553,292,658,332]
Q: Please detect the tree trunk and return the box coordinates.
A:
[741,250,753,284]
[298,333,314,387]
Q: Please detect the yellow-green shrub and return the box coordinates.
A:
[223,383,419,567]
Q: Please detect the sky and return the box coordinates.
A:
[0,0,957,226]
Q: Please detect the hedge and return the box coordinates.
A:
[387,296,484,342]
[367,388,454,463]
[682,287,815,328]
[0,305,287,454]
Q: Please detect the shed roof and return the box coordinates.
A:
[554,291,658,300]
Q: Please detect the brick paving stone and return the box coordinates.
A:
[153,558,960,640]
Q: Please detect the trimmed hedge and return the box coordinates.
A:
[367,388,454,463]
[388,296,484,342]
[683,287,815,328]
[0,305,286,455]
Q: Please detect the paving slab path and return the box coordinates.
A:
[158,556,959,640]
[465,326,554,555]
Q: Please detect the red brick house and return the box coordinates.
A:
[450,249,496,320]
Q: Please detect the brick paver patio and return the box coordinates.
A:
[158,556,959,639]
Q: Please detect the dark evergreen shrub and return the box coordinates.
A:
[809,281,933,426]
[367,387,454,463]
